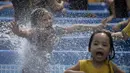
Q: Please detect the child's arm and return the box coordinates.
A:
[64,24,105,34]
[121,22,130,39]
[0,3,13,11]
[118,20,129,25]
[101,15,115,24]
[111,32,124,39]
[55,23,106,35]
[112,63,125,73]
[111,22,130,40]
[9,21,31,38]
[112,18,130,31]
[112,20,129,31]
[64,61,85,73]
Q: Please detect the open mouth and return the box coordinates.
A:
[96,51,104,57]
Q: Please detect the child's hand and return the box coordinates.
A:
[8,21,30,37]
[0,6,4,11]
[112,25,120,32]
[9,21,20,34]
[111,32,124,40]
[101,18,108,25]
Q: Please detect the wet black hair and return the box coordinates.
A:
[88,30,115,60]
[30,8,49,26]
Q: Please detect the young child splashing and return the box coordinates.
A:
[9,8,107,73]
[10,8,57,73]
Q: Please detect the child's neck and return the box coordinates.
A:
[91,59,106,68]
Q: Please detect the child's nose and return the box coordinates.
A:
[47,19,52,23]
[98,45,103,49]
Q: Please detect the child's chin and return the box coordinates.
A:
[46,25,52,28]
[95,57,106,62]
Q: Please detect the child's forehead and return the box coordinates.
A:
[39,12,52,19]
[43,12,52,16]
[94,33,107,37]
[93,33,109,41]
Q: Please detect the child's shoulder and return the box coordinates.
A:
[79,59,91,61]
[79,59,92,64]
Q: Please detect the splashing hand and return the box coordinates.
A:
[9,21,20,35]
[112,25,120,32]
[101,17,109,26]
[0,6,4,11]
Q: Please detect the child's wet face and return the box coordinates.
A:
[90,33,110,62]
[38,12,53,28]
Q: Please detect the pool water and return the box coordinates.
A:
[0,2,130,73]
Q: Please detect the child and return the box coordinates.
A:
[9,8,106,73]
[64,30,125,73]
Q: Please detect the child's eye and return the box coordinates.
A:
[49,17,52,19]
[93,43,98,45]
[102,44,108,47]
[43,19,47,21]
